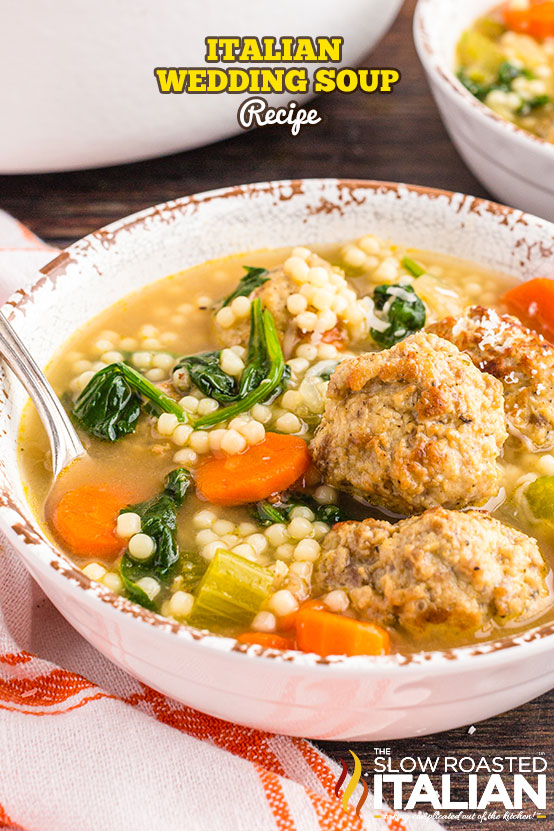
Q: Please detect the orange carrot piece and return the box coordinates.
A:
[195,432,311,505]
[277,599,326,632]
[320,325,346,348]
[503,0,554,39]
[237,632,296,650]
[51,485,130,560]
[503,278,554,343]
[296,607,390,657]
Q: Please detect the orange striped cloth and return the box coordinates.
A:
[0,213,444,831]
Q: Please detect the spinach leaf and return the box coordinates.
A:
[252,502,289,526]
[173,295,274,406]
[173,300,289,411]
[457,69,491,101]
[173,351,238,404]
[220,266,269,308]
[458,61,541,106]
[266,362,291,403]
[517,94,551,116]
[119,557,157,610]
[370,284,426,348]
[194,300,286,429]
[497,60,526,87]
[72,362,185,442]
[252,493,349,529]
[180,550,209,593]
[238,294,271,397]
[315,504,348,525]
[72,365,142,441]
[119,468,192,609]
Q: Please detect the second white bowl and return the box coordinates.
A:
[414,0,554,222]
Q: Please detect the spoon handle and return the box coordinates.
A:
[0,312,85,478]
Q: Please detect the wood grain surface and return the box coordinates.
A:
[0,1,551,827]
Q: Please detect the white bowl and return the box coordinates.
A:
[414,0,554,222]
[3,179,554,741]
[0,0,402,173]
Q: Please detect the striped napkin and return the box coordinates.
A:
[0,210,444,831]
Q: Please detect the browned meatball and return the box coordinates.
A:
[310,331,507,514]
[313,508,548,636]
[428,305,554,451]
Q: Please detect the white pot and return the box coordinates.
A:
[2,179,554,740]
[1,0,402,173]
[414,0,554,222]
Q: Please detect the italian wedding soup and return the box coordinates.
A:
[457,1,554,142]
[19,236,554,656]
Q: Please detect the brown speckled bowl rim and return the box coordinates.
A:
[3,177,554,673]
[414,0,554,158]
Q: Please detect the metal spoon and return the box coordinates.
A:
[0,311,85,477]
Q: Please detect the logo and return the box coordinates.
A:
[335,750,369,816]
[334,754,407,830]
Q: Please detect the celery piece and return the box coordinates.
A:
[402,256,426,278]
[457,30,506,81]
[526,476,554,522]
[476,17,506,41]
[189,549,273,630]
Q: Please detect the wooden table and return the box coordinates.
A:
[0,1,550,826]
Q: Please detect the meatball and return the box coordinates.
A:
[214,250,352,356]
[428,305,554,451]
[313,508,548,636]
[310,331,507,514]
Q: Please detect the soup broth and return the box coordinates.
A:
[457,2,554,143]
[19,236,554,655]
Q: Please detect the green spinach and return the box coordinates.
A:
[194,299,286,428]
[220,266,269,308]
[180,550,208,594]
[252,493,349,528]
[172,300,289,417]
[119,468,192,610]
[72,362,185,442]
[458,61,550,116]
[173,351,239,404]
[517,94,551,116]
[370,284,426,348]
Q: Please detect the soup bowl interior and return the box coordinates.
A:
[3,179,554,740]
[414,0,554,222]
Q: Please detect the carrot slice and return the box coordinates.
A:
[237,632,296,650]
[503,0,554,39]
[195,432,311,505]
[51,485,130,560]
[277,599,326,632]
[296,606,390,657]
[503,278,554,343]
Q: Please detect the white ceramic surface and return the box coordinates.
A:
[414,0,554,222]
[1,0,402,173]
[2,179,554,740]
